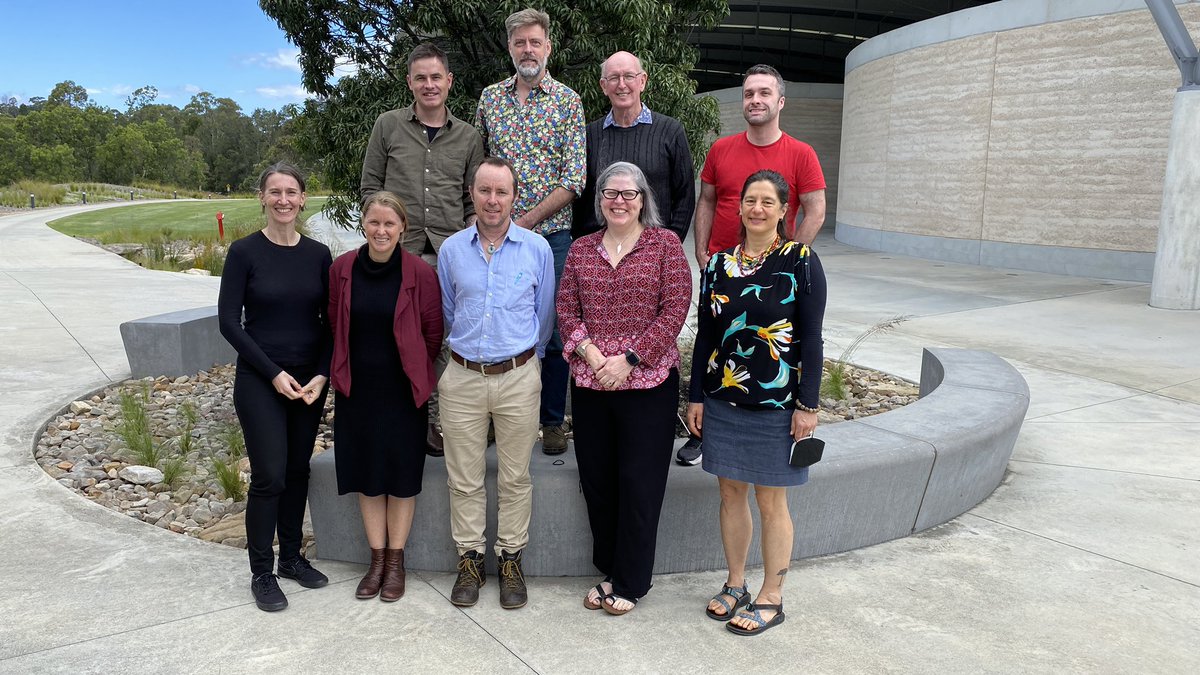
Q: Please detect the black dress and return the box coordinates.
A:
[334,247,427,497]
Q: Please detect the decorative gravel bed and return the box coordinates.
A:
[34,361,918,553]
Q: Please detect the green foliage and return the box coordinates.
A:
[160,456,188,488]
[0,181,68,208]
[261,0,728,226]
[117,388,163,467]
[218,422,246,461]
[821,316,911,400]
[176,401,198,456]
[211,422,246,501]
[2,80,306,192]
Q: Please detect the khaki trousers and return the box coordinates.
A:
[439,356,541,556]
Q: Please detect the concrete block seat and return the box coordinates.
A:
[310,347,1029,575]
[119,306,235,379]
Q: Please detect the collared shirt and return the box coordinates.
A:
[360,104,486,254]
[557,227,691,391]
[437,222,556,362]
[602,104,654,129]
[474,73,586,236]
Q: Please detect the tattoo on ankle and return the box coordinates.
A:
[777,568,788,577]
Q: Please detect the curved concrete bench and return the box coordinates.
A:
[119,306,235,379]
[309,347,1029,575]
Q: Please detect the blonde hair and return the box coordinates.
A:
[361,191,408,228]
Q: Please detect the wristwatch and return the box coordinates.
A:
[624,349,641,367]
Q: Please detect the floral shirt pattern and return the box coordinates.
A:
[689,241,827,409]
[475,73,586,236]
[557,228,692,390]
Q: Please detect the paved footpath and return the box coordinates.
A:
[1,203,1198,673]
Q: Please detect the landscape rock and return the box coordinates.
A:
[118,465,164,485]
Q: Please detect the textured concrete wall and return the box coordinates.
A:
[837,1,1200,281]
[710,83,843,230]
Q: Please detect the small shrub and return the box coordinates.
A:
[211,456,245,501]
[117,389,161,466]
[176,401,197,456]
[160,455,188,488]
[219,422,246,460]
[822,316,911,400]
[211,422,246,501]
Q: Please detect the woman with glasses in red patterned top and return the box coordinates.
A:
[557,161,692,616]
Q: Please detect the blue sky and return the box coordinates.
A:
[0,1,333,112]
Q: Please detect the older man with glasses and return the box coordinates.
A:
[572,50,700,465]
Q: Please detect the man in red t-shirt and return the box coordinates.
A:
[693,64,827,268]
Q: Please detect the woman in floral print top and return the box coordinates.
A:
[685,169,827,637]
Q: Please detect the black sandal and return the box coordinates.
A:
[726,602,785,636]
[706,582,750,621]
[583,583,608,610]
[602,592,638,616]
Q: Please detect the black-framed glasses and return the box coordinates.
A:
[600,188,642,201]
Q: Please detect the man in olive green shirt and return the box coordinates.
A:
[361,42,485,456]
[361,42,485,262]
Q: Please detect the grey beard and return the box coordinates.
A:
[516,62,543,81]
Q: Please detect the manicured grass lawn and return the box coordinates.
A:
[47,198,327,244]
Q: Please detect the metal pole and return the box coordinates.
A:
[1145,0,1200,90]
[82,191,87,205]
[129,190,134,201]
[30,194,35,209]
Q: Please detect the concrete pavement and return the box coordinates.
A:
[1,203,1198,673]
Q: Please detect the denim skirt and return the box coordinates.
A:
[701,398,809,487]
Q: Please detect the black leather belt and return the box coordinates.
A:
[451,348,536,376]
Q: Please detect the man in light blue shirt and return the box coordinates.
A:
[436,157,554,610]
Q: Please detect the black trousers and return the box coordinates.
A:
[571,370,678,599]
[233,362,328,576]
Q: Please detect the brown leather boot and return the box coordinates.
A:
[379,548,406,602]
[355,548,386,599]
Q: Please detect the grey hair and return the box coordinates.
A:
[744,63,785,97]
[594,161,663,229]
[599,52,644,78]
[505,8,551,41]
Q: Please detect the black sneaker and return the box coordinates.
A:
[278,556,329,588]
[251,573,288,612]
[676,436,702,466]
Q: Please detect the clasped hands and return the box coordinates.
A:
[272,371,328,405]
[581,343,632,390]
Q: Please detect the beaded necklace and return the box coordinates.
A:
[736,235,781,275]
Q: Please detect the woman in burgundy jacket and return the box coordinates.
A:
[328,191,443,602]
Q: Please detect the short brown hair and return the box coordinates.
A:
[407,42,450,72]
[471,157,519,194]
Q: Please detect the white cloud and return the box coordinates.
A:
[256,85,309,99]
[86,87,104,95]
[184,84,201,94]
[108,84,134,96]
[245,48,302,72]
[267,48,302,72]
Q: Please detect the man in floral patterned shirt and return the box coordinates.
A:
[475,7,586,455]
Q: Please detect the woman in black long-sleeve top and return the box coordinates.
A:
[218,162,333,612]
[686,170,827,636]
